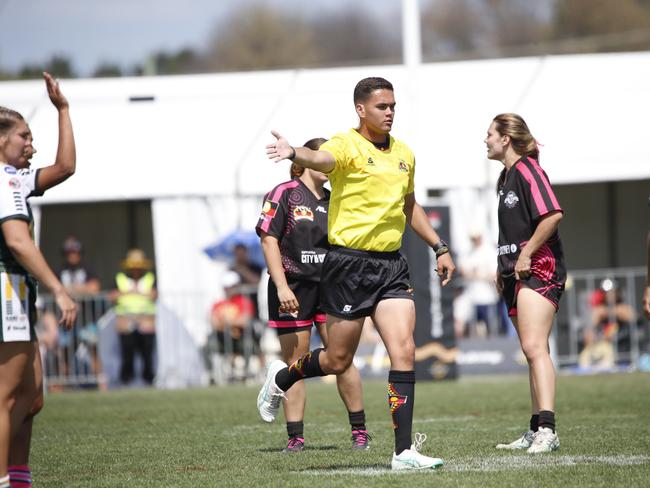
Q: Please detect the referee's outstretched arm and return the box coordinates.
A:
[266,130,335,173]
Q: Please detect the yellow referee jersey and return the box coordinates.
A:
[320,129,415,252]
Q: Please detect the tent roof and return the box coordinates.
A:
[2,51,648,204]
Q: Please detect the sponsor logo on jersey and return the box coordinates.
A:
[4,166,16,174]
[398,160,408,173]
[300,251,326,264]
[367,157,375,166]
[504,191,519,208]
[293,206,314,221]
[497,243,518,256]
[315,205,327,214]
[260,200,277,219]
[8,177,20,189]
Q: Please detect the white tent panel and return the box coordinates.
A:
[1,52,648,204]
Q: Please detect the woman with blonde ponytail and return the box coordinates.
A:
[485,113,566,454]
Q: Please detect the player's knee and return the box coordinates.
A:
[328,354,354,375]
[391,339,415,366]
[520,340,547,362]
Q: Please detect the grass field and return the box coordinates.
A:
[32,372,650,487]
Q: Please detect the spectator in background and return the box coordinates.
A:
[53,236,104,383]
[57,236,100,295]
[579,279,635,370]
[231,244,261,311]
[456,227,499,338]
[206,270,255,382]
[230,243,265,374]
[111,249,157,386]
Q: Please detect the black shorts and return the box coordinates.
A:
[320,246,414,320]
[267,277,326,334]
[502,274,565,317]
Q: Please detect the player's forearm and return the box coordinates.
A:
[54,107,76,178]
[406,200,444,248]
[261,237,290,291]
[292,147,335,173]
[520,211,563,258]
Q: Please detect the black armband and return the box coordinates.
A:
[432,240,449,258]
[288,146,296,161]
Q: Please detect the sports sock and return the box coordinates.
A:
[348,410,366,431]
[388,370,415,455]
[538,410,555,432]
[275,348,326,391]
[530,414,540,432]
[8,465,31,488]
[286,421,304,439]
[0,475,10,488]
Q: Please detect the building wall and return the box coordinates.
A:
[38,200,155,290]
[555,179,649,270]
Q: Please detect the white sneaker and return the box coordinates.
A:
[527,427,560,453]
[391,433,444,471]
[256,360,287,422]
[496,429,535,450]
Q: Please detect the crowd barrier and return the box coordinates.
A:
[35,267,649,389]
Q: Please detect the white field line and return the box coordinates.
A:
[297,455,650,476]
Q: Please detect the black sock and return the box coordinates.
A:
[287,421,304,439]
[275,348,326,391]
[530,414,540,432]
[538,410,555,432]
[388,370,415,455]
[348,410,366,431]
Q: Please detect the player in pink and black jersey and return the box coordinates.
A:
[486,113,565,454]
[256,138,368,453]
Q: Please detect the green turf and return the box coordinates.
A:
[32,372,650,487]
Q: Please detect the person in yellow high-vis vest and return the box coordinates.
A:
[111,249,157,385]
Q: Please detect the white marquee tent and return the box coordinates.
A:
[2,52,648,386]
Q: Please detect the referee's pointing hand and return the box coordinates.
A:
[266,130,293,162]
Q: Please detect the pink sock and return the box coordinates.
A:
[8,465,31,488]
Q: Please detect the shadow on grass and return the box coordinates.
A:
[295,462,388,472]
[258,444,339,453]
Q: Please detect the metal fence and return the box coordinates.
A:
[36,267,650,389]
[555,266,649,369]
[36,292,111,389]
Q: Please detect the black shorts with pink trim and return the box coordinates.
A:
[267,277,326,335]
[502,274,565,317]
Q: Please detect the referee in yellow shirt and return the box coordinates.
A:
[258,77,455,470]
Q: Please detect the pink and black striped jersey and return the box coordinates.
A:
[497,156,566,282]
[256,178,329,282]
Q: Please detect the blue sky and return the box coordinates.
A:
[0,0,393,76]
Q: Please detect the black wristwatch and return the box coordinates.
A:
[432,240,449,258]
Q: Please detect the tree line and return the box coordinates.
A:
[3,0,650,80]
